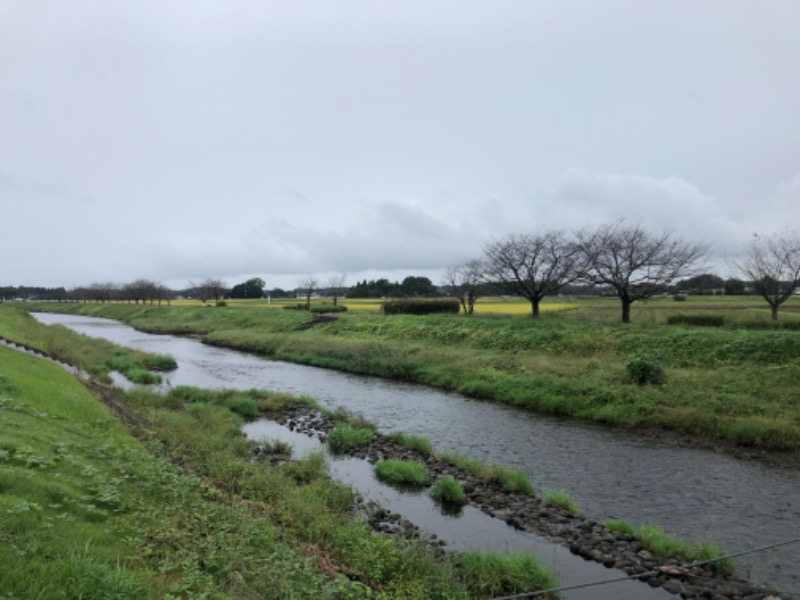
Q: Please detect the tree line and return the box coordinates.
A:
[4,224,798,322]
[444,223,800,322]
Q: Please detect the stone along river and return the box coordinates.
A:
[33,313,800,595]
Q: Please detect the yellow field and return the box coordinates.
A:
[168,296,579,315]
[471,297,579,315]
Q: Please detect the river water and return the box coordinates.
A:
[32,312,800,594]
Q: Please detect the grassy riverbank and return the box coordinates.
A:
[0,306,175,383]
[1,341,566,599]
[11,300,800,451]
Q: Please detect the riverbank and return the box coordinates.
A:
[1,343,563,598]
[18,302,800,454]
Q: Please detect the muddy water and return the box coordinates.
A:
[32,312,800,594]
[243,420,671,600]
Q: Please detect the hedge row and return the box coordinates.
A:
[382,298,461,315]
[666,315,725,327]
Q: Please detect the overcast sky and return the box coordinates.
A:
[2,1,799,290]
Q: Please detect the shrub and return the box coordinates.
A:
[310,304,348,314]
[625,352,665,385]
[458,551,558,597]
[672,294,687,302]
[666,314,725,327]
[543,489,579,514]
[282,304,309,311]
[215,300,227,307]
[382,298,460,315]
[373,459,428,485]
[429,475,466,504]
[327,425,374,452]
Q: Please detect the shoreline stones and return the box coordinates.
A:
[257,402,786,600]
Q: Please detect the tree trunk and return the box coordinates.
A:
[771,304,779,320]
[621,298,632,323]
[531,300,540,318]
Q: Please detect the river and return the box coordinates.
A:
[32,312,800,594]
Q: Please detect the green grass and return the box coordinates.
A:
[441,450,486,477]
[327,424,375,452]
[0,345,160,598]
[430,475,466,505]
[374,459,429,485]
[458,550,558,598]
[386,432,434,456]
[486,464,536,495]
[440,451,535,495]
[0,344,476,598]
[0,305,175,385]
[604,520,732,574]
[542,489,579,514]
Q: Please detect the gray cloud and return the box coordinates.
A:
[1,1,799,289]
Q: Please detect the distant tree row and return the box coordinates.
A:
[445,222,800,322]
[6,227,798,322]
[347,276,439,299]
[0,286,68,301]
[70,280,174,305]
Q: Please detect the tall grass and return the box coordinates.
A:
[374,459,429,485]
[458,550,558,597]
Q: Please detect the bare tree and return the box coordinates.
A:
[483,230,582,318]
[736,230,800,320]
[443,259,485,315]
[189,278,229,305]
[154,283,173,306]
[326,272,347,306]
[88,282,118,303]
[297,276,319,309]
[576,221,706,323]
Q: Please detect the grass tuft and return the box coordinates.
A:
[458,550,558,598]
[327,424,374,452]
[386,432,433,456]
[429,475,466,505]
[543,489,579,514]
[374,459,428,485]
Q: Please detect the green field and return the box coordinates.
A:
[13,294,800,452]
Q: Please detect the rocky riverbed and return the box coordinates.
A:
[253,402,786,600]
